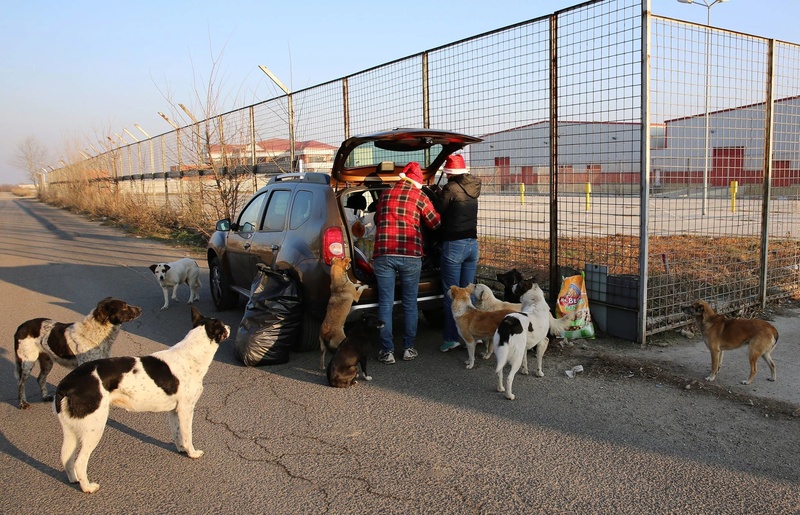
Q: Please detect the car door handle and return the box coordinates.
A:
[243,243,251,250]
[271,244,280,251]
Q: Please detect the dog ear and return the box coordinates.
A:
[149,264,158,273]
[94,298,114,324]
[163,264,171,272]
[190,305,204,327]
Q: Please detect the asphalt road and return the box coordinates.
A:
[0,193,798,514]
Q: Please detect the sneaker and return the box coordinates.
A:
[439,340,461,352]
[378,350,395,364]
[402,348,418,361]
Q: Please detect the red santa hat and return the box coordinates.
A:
[399,162,424,189]
[443,154,469,175]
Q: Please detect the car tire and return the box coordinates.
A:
[294,311,321,352]
[422,308,445,329]
[209,255,239,310]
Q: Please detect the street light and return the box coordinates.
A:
[258,65,295,171]
[678,0,729,216]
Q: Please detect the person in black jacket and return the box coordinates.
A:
[434,154,482,352]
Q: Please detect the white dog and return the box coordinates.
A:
[493,279,580,400]
[149,258,201,310]
[54,306,230,493]
[471,283,521,311]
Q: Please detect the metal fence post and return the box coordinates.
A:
[759,38,776,308]
[548,13,560,307]
[638,0,652,344]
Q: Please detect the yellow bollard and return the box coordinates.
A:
[585,182,592,211]
[520,183,525,204]
[730,180,738,212]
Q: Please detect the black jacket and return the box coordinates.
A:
[434,174,481,241]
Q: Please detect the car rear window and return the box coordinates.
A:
[345,142,444,169]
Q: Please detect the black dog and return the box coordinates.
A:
[496,268,524,304]
[326,312,384,388]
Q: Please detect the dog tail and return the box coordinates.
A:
[549,311,577,337]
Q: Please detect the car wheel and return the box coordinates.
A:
[422,308,445,329]
[209,256,239,310]
[294,312,321,352]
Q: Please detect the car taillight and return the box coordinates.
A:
[323,226,345,265]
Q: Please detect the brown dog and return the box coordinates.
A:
[682,300,778,385]
[319,257,367,368]
[449,285,515,369]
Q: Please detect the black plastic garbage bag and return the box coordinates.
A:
[234,264,303,366]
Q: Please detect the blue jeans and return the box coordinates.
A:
[440,238,479,342]
[372,255,423,352]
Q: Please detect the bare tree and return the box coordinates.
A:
[10,135,49,190]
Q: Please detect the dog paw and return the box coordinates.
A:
[364,375,373,381]
[505,393,515,401]
[186,450,204,459]
[42,394,54,402]
[740,379,752,385]
[704,375,716,382]
[520,368,529,376]
[81,482,100,494]
[465,360,474,369]
[535,370,544,378]
[497,385,505,392]
[161,306,169,311]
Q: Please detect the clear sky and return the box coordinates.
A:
[1,0,797,184]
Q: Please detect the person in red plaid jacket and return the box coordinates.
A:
[372,162,441,364]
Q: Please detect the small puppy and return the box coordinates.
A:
[494,280,580,400]
[472,283,521,311]
[682,300,778,384]
[319,257,367,369]
[14,298,142,409]
[449,285,515,369]
[327,312,384,388]
[54,306,230,493]
[496,268,523,303]
[149,258,201,310]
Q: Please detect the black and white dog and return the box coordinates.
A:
[14,297,142,409]
[54,306,230,493]
[493,279,579,400]
[326,312,384,388]
[495,268,523,304]
[149,258,201,310]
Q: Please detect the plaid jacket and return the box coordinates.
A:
[373,179,441,259]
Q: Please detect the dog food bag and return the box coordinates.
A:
[556,273,595,339]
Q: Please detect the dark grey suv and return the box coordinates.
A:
[207,128,482,351]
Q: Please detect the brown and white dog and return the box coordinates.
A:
[149,258,201,310]
[494,279,580,400]
[319,257,367,368]
[449,285,515,369]
[14,297,142,409]
[54,306,230,493]
[327,312,384,388]
[472,283,521,311]
[682,300,778,384]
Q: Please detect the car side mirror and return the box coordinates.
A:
[216,219,231,231]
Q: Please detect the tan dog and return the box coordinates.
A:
[471,283,521,311]
[682,300,778,385]
[319,257,367,368]
[449,285,515,369]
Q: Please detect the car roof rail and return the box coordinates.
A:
[269,172,331,185]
